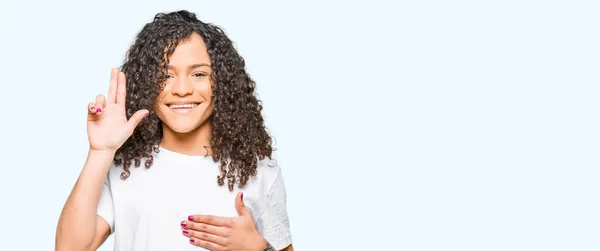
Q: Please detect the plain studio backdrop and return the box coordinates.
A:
[0,0,598,250]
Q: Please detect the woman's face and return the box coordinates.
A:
[155,33,214,134]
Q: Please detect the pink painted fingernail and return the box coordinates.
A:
[183,228,189,235]
[189,238,195,243]
[241,193,244,200]
[188,215,194,221]
[97,108,102,113]
[181,221,187,227]
[91,106,96,111]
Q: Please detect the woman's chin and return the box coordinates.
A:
[164,122,205,134]
[158,112,212,135]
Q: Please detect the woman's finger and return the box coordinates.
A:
[183,229,227,246]
[116,71,127,106]
[182,220,228,237]
[87,102,97,115]
[107,68,118,104]
[95,94,106,114]
[188,236,226,250]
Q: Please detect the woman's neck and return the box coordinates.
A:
[160,122,212,156]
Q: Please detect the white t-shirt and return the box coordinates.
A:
[97,147,292,251]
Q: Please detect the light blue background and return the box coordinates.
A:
[0,0,598,250]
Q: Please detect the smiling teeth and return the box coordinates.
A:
[169,104,198,109]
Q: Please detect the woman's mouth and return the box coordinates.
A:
[168,103,200,113]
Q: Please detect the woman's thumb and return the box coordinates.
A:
[235,192,249,217]
[127,109,150,132]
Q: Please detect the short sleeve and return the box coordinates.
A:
[258,169,292,250]
[96,174,115,233]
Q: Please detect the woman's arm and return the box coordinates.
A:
[264,241,293,251]
[280,244,294,251]
[55,150,113,251]
[56,68,148,251]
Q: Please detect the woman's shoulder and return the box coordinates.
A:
[256,156,282,178]
[252,156,286,193]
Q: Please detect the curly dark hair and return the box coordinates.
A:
[113,10,274,191]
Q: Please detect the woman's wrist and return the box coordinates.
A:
[88,148,117,159]
[254,235,269,251]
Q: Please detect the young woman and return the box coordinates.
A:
[56,10,293,251]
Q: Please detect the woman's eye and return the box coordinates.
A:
[193,73,207,77]
[165,74,174,79]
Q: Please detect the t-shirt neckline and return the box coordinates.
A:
[158,145,213,159]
